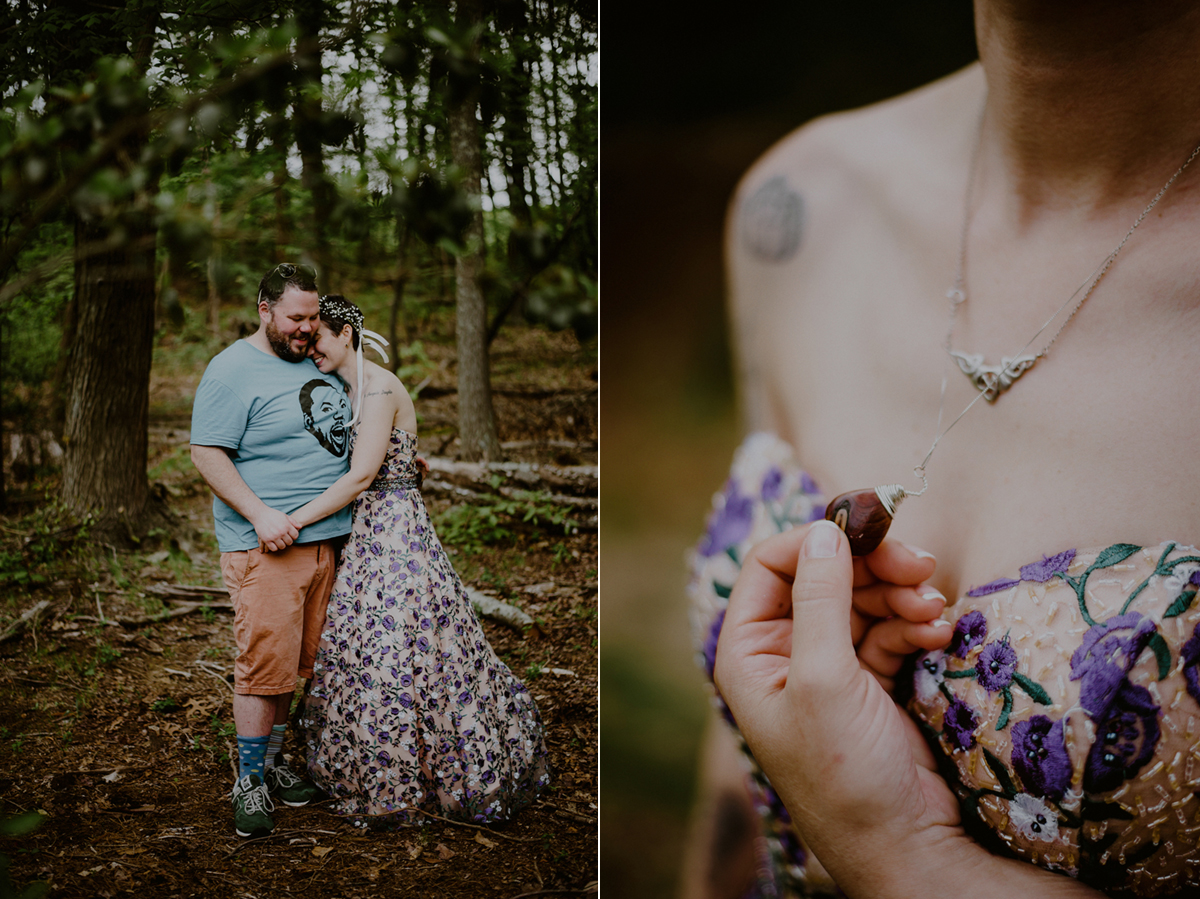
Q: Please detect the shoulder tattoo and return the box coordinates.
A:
[365,388,394,398]
[740,175,804,263]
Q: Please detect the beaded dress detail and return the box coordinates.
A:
[690,432,1200,898]
[305,428,550,825]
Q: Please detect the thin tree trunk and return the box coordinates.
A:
[206,177,221,334]
[449,0,499,462]
[294,2,331,273]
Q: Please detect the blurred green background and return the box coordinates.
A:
[600,5,979,896]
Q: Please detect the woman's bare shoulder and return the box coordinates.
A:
[729,64,983,260]
[363,361,405,398]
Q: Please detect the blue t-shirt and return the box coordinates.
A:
[191,340,352,552]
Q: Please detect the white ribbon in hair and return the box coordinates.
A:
[350,328,392,427]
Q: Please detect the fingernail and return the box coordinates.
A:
[919,587,946,609]
[930,618,951,629]
[902,542,936,561]
[803,520,841,559]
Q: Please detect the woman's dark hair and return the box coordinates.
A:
[318,294,362,350]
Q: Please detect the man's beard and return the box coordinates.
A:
[265,317,311,362]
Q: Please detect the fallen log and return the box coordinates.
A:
[427,458,596,498]
[0,600,52,644]
[466,588,533,631]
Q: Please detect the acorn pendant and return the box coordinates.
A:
[824,485,908,556]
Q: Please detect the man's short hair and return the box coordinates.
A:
[257,263,319,310]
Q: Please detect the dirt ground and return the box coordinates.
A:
[0,325,597,898]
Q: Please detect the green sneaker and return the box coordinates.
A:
[264,762,326,807]
[231,774,275,838]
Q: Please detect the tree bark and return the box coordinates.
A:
[449,0,500,462]
[62,211,157,529]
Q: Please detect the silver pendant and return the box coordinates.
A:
[949,351,1037,403]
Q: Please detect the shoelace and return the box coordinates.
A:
[270,765,301,787]
[238,778,276,814]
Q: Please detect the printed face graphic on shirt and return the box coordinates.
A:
[299,380,349,457]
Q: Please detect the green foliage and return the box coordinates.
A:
[151,698,180,714]
[432,490,578,556]
[0,502,95,590]
[0,812,48,899]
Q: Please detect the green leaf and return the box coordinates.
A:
[1163,589,1197,620]
[712,582,732,599]
[997,688,1013,729]
[0,811,44,836]
[1149,633,1172,680]
[1012,672,1052,705]
[1087,543,1141,573]
[981,748,1017,798]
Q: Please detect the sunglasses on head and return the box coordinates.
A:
[267,262,315,281]
[259,263,317,303]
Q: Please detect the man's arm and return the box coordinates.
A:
[190,445,299,552]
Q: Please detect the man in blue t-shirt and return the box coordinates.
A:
[190,262,350,838]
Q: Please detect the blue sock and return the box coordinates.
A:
[236,734,270,781]
[265,724,286,770]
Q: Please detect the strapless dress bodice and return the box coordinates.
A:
[689,432,1200,898]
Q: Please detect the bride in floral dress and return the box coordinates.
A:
[288,295,549,825]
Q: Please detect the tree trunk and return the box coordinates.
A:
[294,0,332,273]
[62,212,157,530]
[449,0,500,462]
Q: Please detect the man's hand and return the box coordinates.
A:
[253,508,299,553]
[415,455,431,487]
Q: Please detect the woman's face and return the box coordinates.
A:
[309,321,351,373]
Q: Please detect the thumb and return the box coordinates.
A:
[789,520,858,686]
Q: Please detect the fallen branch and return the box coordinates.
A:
[74,599,232,628]
[0,600,52,644]
[467,589,533,631]
[535,800,596,825]
[145,584,230,600]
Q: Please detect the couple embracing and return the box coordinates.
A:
[190,263,549,838]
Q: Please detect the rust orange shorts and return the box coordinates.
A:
[220,540,337,696]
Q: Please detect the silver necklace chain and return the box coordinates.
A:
[946,131,1200,401]
[903,130,1200,498]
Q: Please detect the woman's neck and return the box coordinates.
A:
[975,0,1200,215]
[337,355,359,400]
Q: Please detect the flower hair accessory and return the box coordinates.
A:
[319,294,391,427]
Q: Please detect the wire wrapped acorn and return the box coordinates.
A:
[824,485,907,556]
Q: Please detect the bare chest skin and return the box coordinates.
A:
[732,74,1200,604]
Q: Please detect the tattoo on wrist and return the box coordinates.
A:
[741,176,804,263]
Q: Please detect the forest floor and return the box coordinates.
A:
[0,321,597,898]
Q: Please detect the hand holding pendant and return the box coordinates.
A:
[824,485,907,556]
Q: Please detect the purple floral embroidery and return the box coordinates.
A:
[697,481,755,557]
[761,467,784,502]
[943,696,979,751]
[967,548,1077,597]
[976,640,1018,692]
[1183,624,1200,705]
[949,611,988,659]
[1011,716,1071,801]
[1019,549,1077,583]
[966,577,1019,598]
[1084,680,1160,793]
[1069,612,1157,719]
[703,609,726,680]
